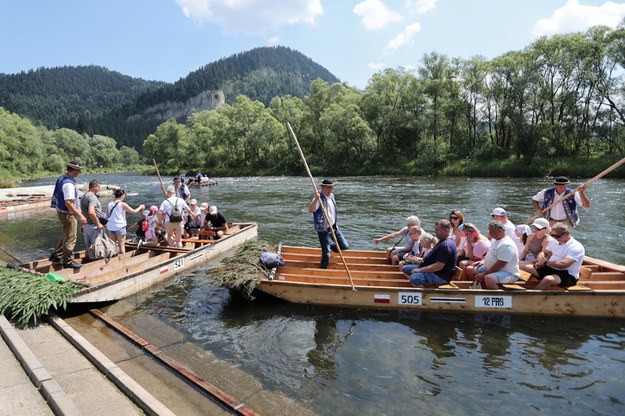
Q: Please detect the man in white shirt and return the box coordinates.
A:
[466,220,519,289]
[532,222,585,290]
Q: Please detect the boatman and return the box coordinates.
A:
[531,176,590,228]
[50,161,87,269]
[308,179,349,269]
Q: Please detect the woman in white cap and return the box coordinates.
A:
[519,218,553,274]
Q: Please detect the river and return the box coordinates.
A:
[2,174,625,415]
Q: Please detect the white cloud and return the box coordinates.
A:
[353,0,403,30]
[176,0,323,34]
[532,0,625,37]
[404,0,437,15]
[368,62,387,69]
[385,22,421,50]
[266,35,280,46]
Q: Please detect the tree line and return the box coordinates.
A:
[0,107,141,178]
[145,24,625,177]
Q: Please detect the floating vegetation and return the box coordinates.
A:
[211,239,276,299]
[0,267,81,328]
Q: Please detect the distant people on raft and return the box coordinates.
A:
[173,175,191,203]
[308,179,349,269]
[531,176,590,229]
[50,161,86,269]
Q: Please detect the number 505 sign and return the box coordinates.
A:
[398,292,422,305]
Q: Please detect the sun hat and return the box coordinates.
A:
[200,202,209,211]
[531,218,550,230]
[320,179,335,187]
[553,176,570,185]
[67,161,81,171]
[150,205,159,212]
[189,199,197,205]
[490,207,507,216]
[516,224,532,235]
[209,205,218,215]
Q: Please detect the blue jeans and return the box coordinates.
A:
[317,227,349,269]
[409,272,449,287]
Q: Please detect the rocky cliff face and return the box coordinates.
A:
[128,90,225,122]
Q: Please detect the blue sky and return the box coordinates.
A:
[2,0,624,89]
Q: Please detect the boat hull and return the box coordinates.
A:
[256,245,625,318]
[23,222,257,303]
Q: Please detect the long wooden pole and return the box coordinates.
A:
[286,122,356,291]
[152,159,168,199]
[526,156,625,224]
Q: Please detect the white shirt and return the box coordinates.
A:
[546,236,585,278]
[483,235,519,276]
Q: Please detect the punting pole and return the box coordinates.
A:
[526,156,625,224]
[286,122,356,291]
[152,159,168,199]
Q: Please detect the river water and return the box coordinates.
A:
[2,174,625,415]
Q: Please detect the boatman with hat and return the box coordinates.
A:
[531,176,590,228]
[308,179,349,269]
[49,161,87,269]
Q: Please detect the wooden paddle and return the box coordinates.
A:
[152,159,168,199]
[286,122,356,291]
[526,156,625,225]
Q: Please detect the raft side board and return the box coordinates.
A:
[257,280,625,318]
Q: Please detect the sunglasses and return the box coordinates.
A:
[450,216,459,220]
[550,231,569,239]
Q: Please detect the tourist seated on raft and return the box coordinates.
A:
[522,222,584,290]
[456,223,491,279]
[514,224,532,255]
[398,226,423,274]
[449,209,466,248]
[400,231,438,276]
[375,215,421,263]
[405,219,457,287]
[519,218,553,275]
[464,221,519,289]
[374,215,421,265]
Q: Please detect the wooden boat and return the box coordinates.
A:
[188,177,217,187]
[256,245,625,318]
[20,222,257,303]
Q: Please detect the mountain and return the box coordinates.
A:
[0,46,341,150]
[0,65,165,129]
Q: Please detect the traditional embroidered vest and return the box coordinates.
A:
[312,193,336,232]
[52,174,78,214]
[542,187,580,227]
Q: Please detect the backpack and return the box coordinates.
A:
[141,219,149,233]
[259,252,285,270]
[88,232,119,261]
[168,198,183,223]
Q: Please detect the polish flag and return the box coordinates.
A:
[374,294,391,304]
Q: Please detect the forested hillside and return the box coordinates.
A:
[0,66,165,128]
[0,46,340,151]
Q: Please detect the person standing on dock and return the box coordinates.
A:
[308,179,349,269]
[50,161,86,269]
[531,176,590,228]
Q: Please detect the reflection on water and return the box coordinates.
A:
[3,174,625,414]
